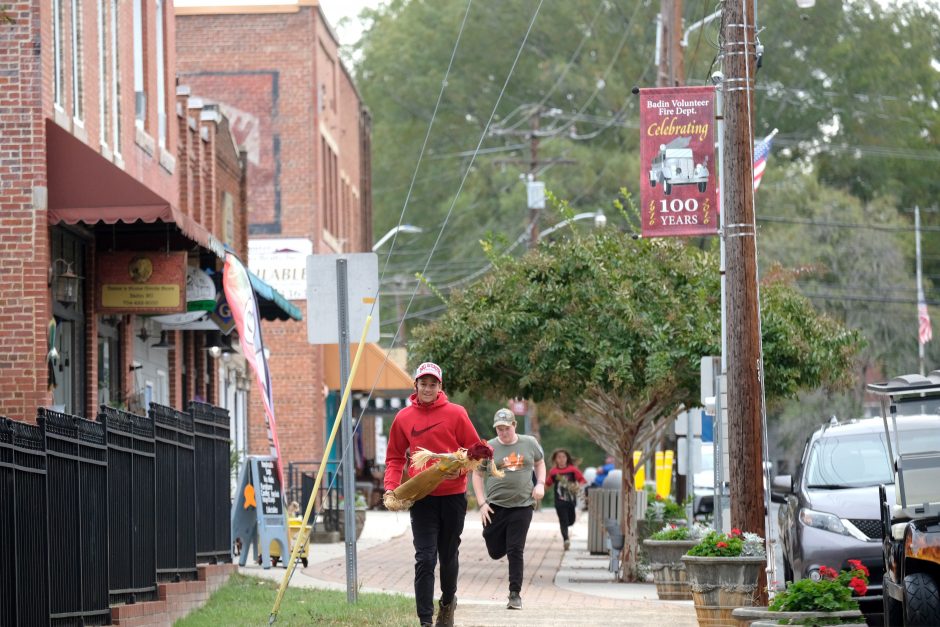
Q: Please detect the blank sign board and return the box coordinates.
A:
[306,253,380,344]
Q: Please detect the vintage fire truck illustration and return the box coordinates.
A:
[648,136,709,195]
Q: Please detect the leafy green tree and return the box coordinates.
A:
[409,228,862,580]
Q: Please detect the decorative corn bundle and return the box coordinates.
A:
[384,440,504,511]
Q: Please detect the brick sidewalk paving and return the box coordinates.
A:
[304,509,697,626]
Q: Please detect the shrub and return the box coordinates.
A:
[769,560,869,623]
[685,528,766,557]
[650,522,710,541]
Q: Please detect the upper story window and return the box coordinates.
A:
[53,0,64,108]
[155,0,167,148]
[70,0,84,122]
[132,0,146,128]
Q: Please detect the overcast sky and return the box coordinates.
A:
[319,0,386,47]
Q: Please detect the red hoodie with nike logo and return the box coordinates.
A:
[384,391,480,496]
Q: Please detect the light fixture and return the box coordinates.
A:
[136,326,151,342]
[795,0,815,7]
[372,224,424,251]
[49,258,83,304]
[593,210,608,229]
[151,331,173,349]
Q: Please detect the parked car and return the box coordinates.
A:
[774,415,940,617]
[868,374,940,626]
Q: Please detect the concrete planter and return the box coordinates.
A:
[731,606,865,626]
[642,539,698,600]
[681,555,765,626]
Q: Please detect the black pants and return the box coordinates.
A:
[554,500,576,540]
[410,493,467,623]
[481,504,534,593]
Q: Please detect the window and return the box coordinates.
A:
[97,317,121,406]
[97,0,108,145]
[51,229,86,415]
[53,0,64,108]
[132,0,145,128]
[110,0,121,153]
[70,0,84,122]
[155,0,166,147]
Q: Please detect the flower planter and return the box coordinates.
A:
[681,555,765,626]
[642,539,698,600]
[731,606,865,626]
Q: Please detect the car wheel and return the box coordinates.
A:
[883,576,903,627]
[698,182,706,193]
[904,572,940,626]
[664,182,672,195]
[650,179,657,187]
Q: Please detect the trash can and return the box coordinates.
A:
[588,488,621,554]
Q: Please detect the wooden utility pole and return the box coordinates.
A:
[658,0,684,87]
[719,0,766,547]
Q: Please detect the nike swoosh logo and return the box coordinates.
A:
[411,422,442,438]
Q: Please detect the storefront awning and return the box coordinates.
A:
[45,120,224,258]
[323,343,413,394]
[247,270,302,321]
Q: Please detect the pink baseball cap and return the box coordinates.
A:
[414,362,443,383]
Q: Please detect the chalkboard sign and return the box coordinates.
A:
[257,458,284,515]
[231,455,289,569]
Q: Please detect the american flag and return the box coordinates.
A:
[919,301,933,345]
[753,128,778,191]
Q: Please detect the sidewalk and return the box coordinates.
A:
[243,507,697,626]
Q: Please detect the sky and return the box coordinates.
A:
[318,0,386,48]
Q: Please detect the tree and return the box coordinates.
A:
[409,227,863,581]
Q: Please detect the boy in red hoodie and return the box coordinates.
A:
[384,362,480,627]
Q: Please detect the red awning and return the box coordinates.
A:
[45,119,223,257]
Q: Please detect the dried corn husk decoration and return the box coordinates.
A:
[384,440,503,511]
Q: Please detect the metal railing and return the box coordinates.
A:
[0,417,51,627]
[189,401,232,564]
[38,407,111,626]
[99,404,157,604]
[150,403,198,582]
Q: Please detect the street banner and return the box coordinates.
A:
[639,86,719,238]
[223,251,285,490]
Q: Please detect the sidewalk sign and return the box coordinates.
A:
[231,455,290,569]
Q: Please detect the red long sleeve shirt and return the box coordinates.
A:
[383,391,480,496]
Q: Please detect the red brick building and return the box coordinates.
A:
[175,0,410,491]
[0,0,294,423]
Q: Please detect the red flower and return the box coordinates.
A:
[849,577,868,596]
[655,494,664,501]
[847,559,870,577]
[818,566,839,579]
[716,541,728,549]
[730,528,742,537]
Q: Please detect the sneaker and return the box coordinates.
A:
[564,539,570,550]
[507,591,522,610]
[434,597,456,627]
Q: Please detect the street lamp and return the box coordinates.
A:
[372,224,424,252]
[537,210,607,240]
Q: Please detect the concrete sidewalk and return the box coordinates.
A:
[243,507,696,626]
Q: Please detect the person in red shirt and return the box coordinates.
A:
[545,448,586,550]
[383,362,480,627]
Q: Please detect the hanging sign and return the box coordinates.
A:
[639,85,719,238]
[97,251,187,314]
[151,266,217,324]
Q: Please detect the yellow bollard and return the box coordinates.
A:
[655,451,665,497]
[662,450,674,497]
[633,451,645,490]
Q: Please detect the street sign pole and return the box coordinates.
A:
[335,259,358,603]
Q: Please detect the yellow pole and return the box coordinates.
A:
[655,451,665,497]
[633,451,645,490]
[270,316,373,621]
[663,450,674,497]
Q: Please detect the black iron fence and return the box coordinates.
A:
[0,417,50,627]
[189,401,233,564]
[99,404,157,604]
[0,401,231,624]
[151,402,198,582]
[285,460,343,531]
[38,407,111,626]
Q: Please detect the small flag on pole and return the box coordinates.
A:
[753,128,778,191]
[919,302,932,345]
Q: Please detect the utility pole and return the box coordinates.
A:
[657,0,684,87]
[719,0,766,556]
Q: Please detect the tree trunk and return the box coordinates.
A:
[618,450,638,582]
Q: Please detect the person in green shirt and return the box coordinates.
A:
[471,408,546,610]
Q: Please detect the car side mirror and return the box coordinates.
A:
[771,474,793,494]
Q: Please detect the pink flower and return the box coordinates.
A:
[849,577,868,596]
[716,541,728,549]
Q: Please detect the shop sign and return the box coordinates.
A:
[639,85,719,238]
[151,266,217,324]
[97,251,187,314]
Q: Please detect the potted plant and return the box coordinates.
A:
[643,522,709,600]
[681,528,766,625]
[732,560,869,626]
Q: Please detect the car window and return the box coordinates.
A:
[805,428,940,488]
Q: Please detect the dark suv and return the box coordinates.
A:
[774,415,940,614]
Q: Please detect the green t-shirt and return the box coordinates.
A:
[481,435,544,508]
